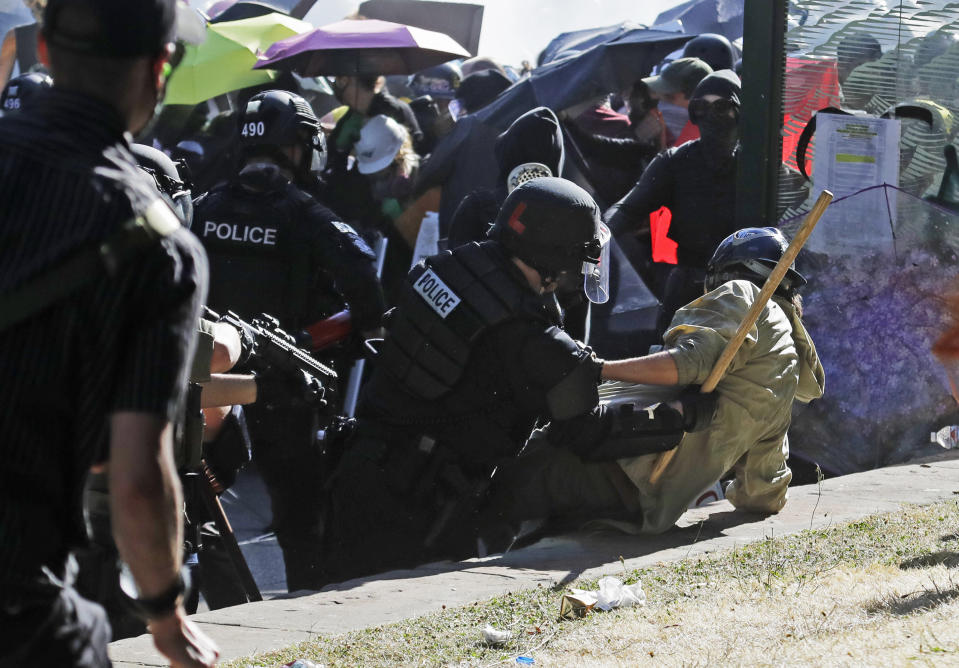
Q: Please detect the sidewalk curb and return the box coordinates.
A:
[109,452,959,666]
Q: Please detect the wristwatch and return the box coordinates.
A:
[119,566,190,620]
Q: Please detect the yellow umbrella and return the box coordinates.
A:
[166,13,311,106]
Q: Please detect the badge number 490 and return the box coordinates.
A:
[241,121,266,137]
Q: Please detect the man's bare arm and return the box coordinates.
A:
[109,412,219,667]
[109,412,182,597]
[199,373,257,408]
[600,350,680,385]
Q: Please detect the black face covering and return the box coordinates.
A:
[688,70,742,172]
[697,107,740,173]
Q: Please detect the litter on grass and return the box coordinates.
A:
[560,576,646,619]
[482,623,512,645]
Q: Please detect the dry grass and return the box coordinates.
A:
[225,501,959,667]
[535,563,959,666]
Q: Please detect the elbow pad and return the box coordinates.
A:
[546,356,602,420]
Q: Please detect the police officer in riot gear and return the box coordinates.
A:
[321,178,705,584]
[192,89,386,590]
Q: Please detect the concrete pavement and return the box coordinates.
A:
[109,449,959,666]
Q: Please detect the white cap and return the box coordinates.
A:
[355,115,407,175]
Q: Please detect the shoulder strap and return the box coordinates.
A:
[0,199,181,333]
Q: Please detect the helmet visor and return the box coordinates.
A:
[583,223,611,304]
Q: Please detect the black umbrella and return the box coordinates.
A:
[476,27,692,132]
[539,21,645,65]
[655,0,745,41]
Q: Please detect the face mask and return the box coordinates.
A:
[694,100,740,169]
[656,100,689,139]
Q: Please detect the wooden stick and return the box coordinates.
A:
[647,190,834,485]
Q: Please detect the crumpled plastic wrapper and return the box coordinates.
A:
[482,624,512,645]
[560,576,646,618]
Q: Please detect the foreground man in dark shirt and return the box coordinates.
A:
[0,1,217,666]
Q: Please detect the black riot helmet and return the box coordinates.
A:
[130,143,194,225]
[489,177,610,303]
[705,227,806,297]
[682,33,737,72]
[1,72,53,114]
[238,89,326,177]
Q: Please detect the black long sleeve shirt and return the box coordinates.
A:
[605,140,738,268]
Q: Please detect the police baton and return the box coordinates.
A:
[648,190,834,485]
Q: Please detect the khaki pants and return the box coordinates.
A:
[484,438,641,527]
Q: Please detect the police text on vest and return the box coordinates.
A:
[203,221,278,246]
[414,269,461,318]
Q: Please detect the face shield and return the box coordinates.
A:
[583,223,611,304]
[308,132,327,175]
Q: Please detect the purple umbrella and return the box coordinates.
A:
[254,18,470,76]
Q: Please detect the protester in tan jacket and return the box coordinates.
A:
[616,277,825,533]
[482,227,825,541]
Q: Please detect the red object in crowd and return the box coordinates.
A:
[782,56,841,169]
[649,206,678,264]
[673,119,699,147]
[306,310,353,351]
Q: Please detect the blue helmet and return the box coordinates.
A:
[409,62,462,100]
[705,227,806,295]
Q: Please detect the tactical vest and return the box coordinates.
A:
[377,241,548,400]
[194,180,316,327]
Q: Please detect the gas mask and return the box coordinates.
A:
[506,162,553,193]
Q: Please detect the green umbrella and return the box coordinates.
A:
[165,12,312,106]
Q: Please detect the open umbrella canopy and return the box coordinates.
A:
[654,0,745,40]
[165,12,312,106]
[254,18,470,76]
[539,21,646,65]
[476,28,692,131]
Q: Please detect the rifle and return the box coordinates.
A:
[204,307,339,409]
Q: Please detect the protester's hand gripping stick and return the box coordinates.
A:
[647,190,834,485]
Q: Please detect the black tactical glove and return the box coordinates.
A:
[677,385,718,432]
[254,368,325,409]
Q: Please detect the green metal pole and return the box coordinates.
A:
[736,0,788,226]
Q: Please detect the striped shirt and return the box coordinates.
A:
[0,89,208,583]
